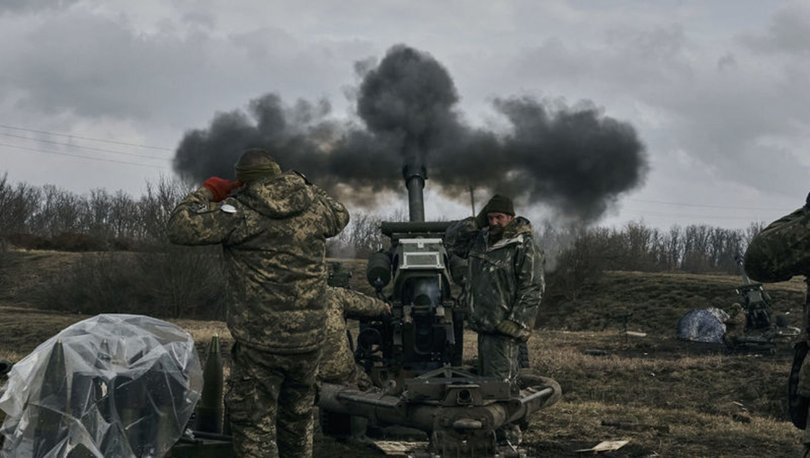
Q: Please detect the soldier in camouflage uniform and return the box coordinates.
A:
[722,303,747,344]
[445,194,544,388]
[744,194,810,284]
[319,285,390,389]
[744,192,810,447]
[166,148,349,458]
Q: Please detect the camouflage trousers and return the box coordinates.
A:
[226,342,322,458]
[477,333,520,387]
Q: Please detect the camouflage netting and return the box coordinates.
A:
[676,307,730,344]
[0,314,202,458]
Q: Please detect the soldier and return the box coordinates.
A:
[444,194,544,388]
[744,192,810,284]
[319,285,390,390]
[722,303,747,345]
[743,192,810,449]
[166,148,349,458]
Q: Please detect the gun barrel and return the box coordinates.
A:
[735,254,753,284]
[403,164,426,222]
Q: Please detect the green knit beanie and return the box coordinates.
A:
[484,194,515,216]
[234,148,282,183]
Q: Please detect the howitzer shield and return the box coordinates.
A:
[0,314,202,457]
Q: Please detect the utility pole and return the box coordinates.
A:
[469,186,475,217]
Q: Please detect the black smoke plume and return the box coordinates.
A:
[173,44,647,222]
[356,45,460,169]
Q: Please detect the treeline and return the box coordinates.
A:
[0,173,390,319]
[0,172,392,257]
[0,173,226,319]
[0,173,186,250]
[539,221,767,302]
[540,221,765,275]
[0,172,767,272]
[0,172,771,316]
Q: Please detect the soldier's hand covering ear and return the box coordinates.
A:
[203,177,242,202]
[495,319,531,341]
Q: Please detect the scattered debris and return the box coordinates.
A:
[575,440,630,453]
[372,440,429,456]
[625,331,647,338]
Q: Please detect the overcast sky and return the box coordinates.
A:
[1,0,808,229]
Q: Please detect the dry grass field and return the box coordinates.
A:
[0,250,807,457]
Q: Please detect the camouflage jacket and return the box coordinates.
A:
[445,216,544,336]
[167,172,349,353]
[319,286,388,383]
[744,206,810,283]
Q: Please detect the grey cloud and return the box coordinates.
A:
[516,25,694,97]
[181,11,215,30]
[0,0,79,15]
[0,7,372,129]
[740,4,810,56]
[3,10,211,120]
[717,53,736,71]
[511,19,809,199]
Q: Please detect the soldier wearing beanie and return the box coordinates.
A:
[167,147,349,457]
[743,191,810,452]
[445,194,546,444]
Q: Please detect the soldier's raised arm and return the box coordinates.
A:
[167,180,242,246]
[310,183,350,238]
[445,217,480,259]
[331,287,391,319]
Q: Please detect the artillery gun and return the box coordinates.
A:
[317,164,561,457]
[727,255,800,350]
[0,165,560,458]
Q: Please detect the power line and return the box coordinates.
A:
[0,123,174,152]
[620,208,773,221]
[0,132,169,161]
[0,142,170,170]
[627,197,793,212]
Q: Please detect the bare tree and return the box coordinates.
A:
[138,176,191,244]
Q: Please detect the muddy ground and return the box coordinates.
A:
[0,251,806,457]
[0,306,803,457]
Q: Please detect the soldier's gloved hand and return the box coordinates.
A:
[496,319,530,341]
[203,177,242,202]
[805,191,810,209]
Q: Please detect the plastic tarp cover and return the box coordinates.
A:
[0,314,202,458]
[676,307,730,344]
